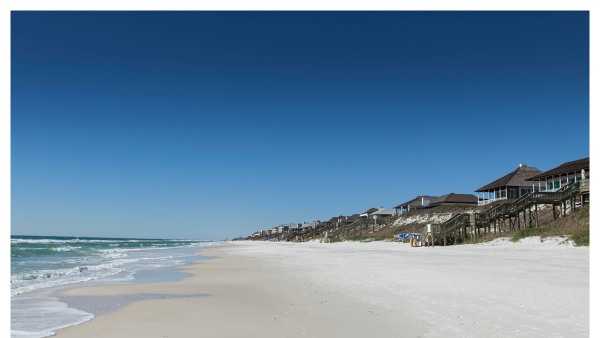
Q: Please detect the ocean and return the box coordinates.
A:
[11,235,218,338]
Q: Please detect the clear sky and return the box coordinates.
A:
[11,11,589,240]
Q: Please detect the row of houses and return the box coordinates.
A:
[393,193,479,214]
[247,157,589,240]
[251,221,320,238]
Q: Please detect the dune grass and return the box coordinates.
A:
[510,205,589,246]
[329,203,589,246]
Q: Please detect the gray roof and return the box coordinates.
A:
[429,193,478,206]
[371,207,395,215]
[475,166,542,192]
[525,157,589,181]
[394,196,437,209]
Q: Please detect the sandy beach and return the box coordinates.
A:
[55,239,588,338]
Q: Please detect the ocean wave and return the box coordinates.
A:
[10,257,143,296]
[11,237,216,246]
[11,247,70,257]
[11,239,220,296]
[11,239,115,244]
[53,246,82,252]
[10,268,124,296]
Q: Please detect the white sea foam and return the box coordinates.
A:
[11,241,219,338]
[10,257,143,295]
[11,330,56,337]
[11,267,124,296]
[52,246,81,252]
[11,238,117,244]
[10,243,216,295]
[12,291,95,338]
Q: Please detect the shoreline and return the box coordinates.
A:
[55,242,416,337]
[10,243,217,338]
[54,239,588,337]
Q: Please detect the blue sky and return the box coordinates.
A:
[11,11,589,240]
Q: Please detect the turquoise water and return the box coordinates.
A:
[11,235,215,295]
[11,235,218,338]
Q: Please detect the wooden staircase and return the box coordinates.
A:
[427,179,590,246]
[327,214,401,240]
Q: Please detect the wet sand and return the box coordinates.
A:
[55,242,414,338]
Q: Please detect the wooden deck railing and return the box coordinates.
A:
[478,196,507,206]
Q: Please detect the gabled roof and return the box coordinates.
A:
[525,157,589,181]
[475,166,542,192]
[394,196,437,209]
[394,197,418,209]
[371,207,395,215]
[430,193,478,205]
[343,214,359,223]
[327,214,360,224]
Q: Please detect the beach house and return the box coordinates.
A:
[315,221,330,229]
[394,196,436,214]
[356,208,378,219]
[524,157,589,192]
[326,216,342,227]
[394,194,477,212]
[427,193,478,207]
[361,207,395,219]
[475,164,543,205]
[301,221,319,231]
[289,223,298,233]
[326,215,356,228]
[342,214,359,224]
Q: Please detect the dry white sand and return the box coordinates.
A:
[55,238,588,338]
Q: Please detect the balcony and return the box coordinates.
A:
[478,196,507,206]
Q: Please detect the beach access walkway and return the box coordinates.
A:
[421,179,589,246]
